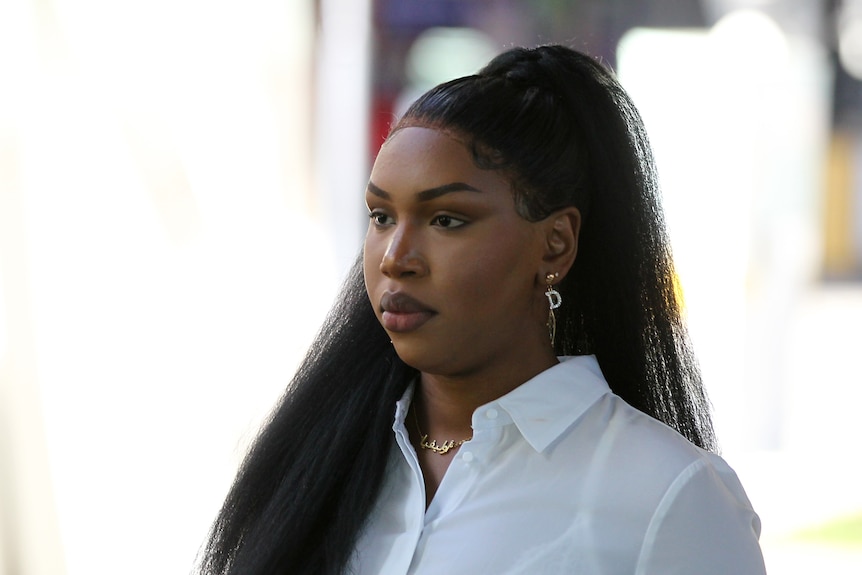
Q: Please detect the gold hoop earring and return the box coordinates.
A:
[545,272,561,346]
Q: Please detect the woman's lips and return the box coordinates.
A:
[380,291,436,333]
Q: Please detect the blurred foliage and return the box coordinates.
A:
[794,513,862,547]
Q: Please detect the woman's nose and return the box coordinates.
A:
[379,226,426,278]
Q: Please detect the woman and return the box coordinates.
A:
[197,45,765,574]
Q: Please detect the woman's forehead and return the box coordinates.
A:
[370,127,513,197]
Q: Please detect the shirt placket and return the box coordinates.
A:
[408,405,507,573]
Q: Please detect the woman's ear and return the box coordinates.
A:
[542,207,580,279]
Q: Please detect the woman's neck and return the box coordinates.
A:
[415,350,559,438]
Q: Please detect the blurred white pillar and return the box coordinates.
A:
[0,1,67,573]
[1,1,323,574]
[0,135,67,575]
[315,0,373,276]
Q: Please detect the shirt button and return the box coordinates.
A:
[485,408,498,420]
[462,451,474,462]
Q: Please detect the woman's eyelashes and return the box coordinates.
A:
[367,210,469,230]
[368,210,394,227]
[430,214,467,229]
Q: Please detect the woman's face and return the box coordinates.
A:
[363,127,552,377]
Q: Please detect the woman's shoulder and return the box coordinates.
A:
[501,356,764,573]
[593,397,765,573]
[547,356,746,500]
[583,381,736,484]
[502,355,749,505]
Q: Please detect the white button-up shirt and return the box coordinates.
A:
[351,356,765,574]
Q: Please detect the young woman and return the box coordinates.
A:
[197,45,765,574]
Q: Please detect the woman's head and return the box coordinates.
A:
[363,124,579,378]
[376,45,667,358]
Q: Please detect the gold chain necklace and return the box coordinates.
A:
[411,403,472,455]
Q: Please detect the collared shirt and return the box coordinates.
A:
[350,356,765,575]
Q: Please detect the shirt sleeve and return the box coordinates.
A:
[635,456,766,575]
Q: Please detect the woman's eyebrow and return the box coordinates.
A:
[366,181,483,201]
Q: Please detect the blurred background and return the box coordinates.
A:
[1,0,861,573]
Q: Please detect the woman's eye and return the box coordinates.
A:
[431,215,466,229]
[369,211,394,226]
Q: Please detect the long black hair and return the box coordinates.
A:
[196,44,716,575]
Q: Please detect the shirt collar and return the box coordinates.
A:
[393,355,611,453]
[495,355,611,453]
[393,385,414,431]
